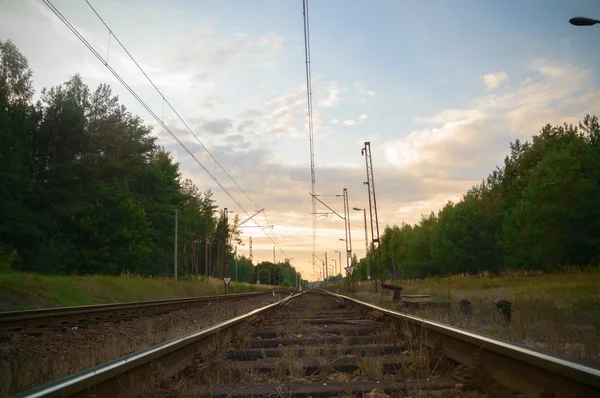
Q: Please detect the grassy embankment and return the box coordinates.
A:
[331,268,600,364]
[0,272,274,311]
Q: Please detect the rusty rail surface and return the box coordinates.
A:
[324,290,600,398]
[11,289,600,398]
[12,292,300,398]
[0,289,289,332]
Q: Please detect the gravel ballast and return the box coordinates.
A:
[0,293,287,395]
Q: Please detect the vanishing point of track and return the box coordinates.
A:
[13,290,600,397]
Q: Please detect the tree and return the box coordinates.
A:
[373,115,600,278]
[0,41,240,277]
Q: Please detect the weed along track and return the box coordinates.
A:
[192,290,458,397]
[14,290,600,398]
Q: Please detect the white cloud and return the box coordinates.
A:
[317,81,341,107]
[10,0,599,279]
[482,71,508,89]
[386,60,600,183]
[355,83,376,103]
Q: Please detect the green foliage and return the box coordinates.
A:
[255,260,300,287]
[368,115,600,280]
[0,272,272,311]
[0,247,17,273]
[0,40,245,277]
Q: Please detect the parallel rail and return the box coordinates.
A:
[13,292,299,398]
[326,290,600,398]
[0,290,288,332]
[12,289,600,398]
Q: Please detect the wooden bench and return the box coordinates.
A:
[380,283,403,300]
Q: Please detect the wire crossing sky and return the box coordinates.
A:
[2,0,599,279]
[41,0,288,258]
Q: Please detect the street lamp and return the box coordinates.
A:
[331,258,337,283]
[334,250,342,280]
[569,16,599,26]
[353,207,370,282]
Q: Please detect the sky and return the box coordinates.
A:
[1,0,599,280]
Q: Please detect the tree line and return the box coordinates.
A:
[352,114,600,280]
[0,40,302,284]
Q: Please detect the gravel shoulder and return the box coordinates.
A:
[0,293,287,395]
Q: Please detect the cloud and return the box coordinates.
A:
[166,54,600,278]
[482,71,508,89]
[165,30,285,75]
[239,109,263,118]
[236,119,256,133]
[317,81,341,107]
[336,114,368,127]
[354,83,376,104]
[386,60,600,183]
[201,118,234,136]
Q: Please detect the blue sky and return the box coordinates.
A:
[1,0,599,279]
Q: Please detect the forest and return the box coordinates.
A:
[3,39,598,284]
[0,40,300,285]
[353,114,600,280]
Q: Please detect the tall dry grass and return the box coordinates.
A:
[345,268,600,364]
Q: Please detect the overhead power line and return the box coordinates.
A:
[83,0,287,258]
[302,0,317,280]
[41,0,287,257]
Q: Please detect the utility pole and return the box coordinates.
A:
[174,208,178,280]
[324,252,328,288]
[235,246,238,282]
[342,188,353,275]
[331,259,336,283]
[273,245,275,264]
[363,208,370,282]
[249,237,253,261]
[362,142,383,289]
[223,208,229,279]
[335,250,342,280]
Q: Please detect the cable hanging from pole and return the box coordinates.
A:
[42,0,288,258]
[84,0,287,258]
[302,0,317,280]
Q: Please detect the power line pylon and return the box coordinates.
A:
[361,142,383,290]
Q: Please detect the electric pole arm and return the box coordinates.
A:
[238,208,265,227]
[308,193,345,220]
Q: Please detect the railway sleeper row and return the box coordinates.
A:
[15,291,597,397]
[164,292,519,397]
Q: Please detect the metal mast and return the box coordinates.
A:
[362,142,383,286]
[342,188,353,271]
[302,0,317,282]
[249,236,253,261]
[223,208,229,278]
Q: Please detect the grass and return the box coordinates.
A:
[0,272,276,311]
[335,268,600,364]
[0,294,283,395]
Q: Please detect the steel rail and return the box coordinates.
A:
[13,292,301,398]
[323,290,600,398]
[0,290,289,331]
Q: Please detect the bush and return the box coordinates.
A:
[0,247,17,273]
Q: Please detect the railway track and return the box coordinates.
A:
[13,290,600,397]
[0,290,286,335]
